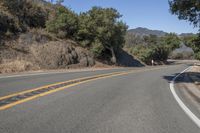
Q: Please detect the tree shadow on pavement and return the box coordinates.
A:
[163,72,200,84]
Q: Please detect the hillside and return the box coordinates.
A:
[128,27,167,37]
[0,0,143,73]
[125,27,196,64]
[179,33,196,37]
[128,27,196,37]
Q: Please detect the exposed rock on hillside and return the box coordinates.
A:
[0,31,95,73]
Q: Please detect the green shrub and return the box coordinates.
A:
[130,42,177,64]
[0,11,20,35]
[1,0,48,33]
[46,6,78,38]
[127,33,180,64]
[195,51,200,60]
[77,7,127,63]
[91,39,104,58]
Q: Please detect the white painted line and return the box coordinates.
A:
[170,66,200,128]
[0,71,65,79]
[0,68,124,79]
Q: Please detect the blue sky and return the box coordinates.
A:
[61,0,198,34]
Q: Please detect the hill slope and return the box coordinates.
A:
[128,27,167,37]
[0,0,143,73]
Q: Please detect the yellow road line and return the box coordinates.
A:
[0,66,170,111]
[0,71,122,101]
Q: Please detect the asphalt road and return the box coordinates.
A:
[0,65,199,133]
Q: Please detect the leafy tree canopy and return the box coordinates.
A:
[1,0,47,29]
[169,0,200,28]
[126,33,180,64]
[169,0,200,59]
[77,7,128,63]
[46,5,78,38]
[160,33,180,50]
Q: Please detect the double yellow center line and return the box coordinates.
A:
[0,67,168,111]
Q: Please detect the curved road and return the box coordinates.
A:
[0,64,199,133]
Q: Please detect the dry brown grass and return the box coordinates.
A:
[0,59,40,73]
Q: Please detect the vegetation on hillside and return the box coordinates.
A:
[1,0,197,71]
[181,34,200,59]
[76,7,128,63]
[0,0,127,65]
[125,33,181,64]
[128,27,167,37]
[169,0,200,59]
[46,5,78,39]
[0,0,48,35]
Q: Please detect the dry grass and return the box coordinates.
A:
[0,59,40,73]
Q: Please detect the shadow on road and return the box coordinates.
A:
[163,72,200,83]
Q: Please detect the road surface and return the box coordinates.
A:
[0,64,199,133]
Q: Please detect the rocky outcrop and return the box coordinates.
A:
[30,41,95,69]
[0,31,95,73]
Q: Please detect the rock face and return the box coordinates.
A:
[30,41,95,69]
[0,31,95,73]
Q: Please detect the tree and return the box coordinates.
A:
[182,34,200,59]
[1,0,47,29]
[182,35,197,49]
[0,9,20,35]
[128,33,180,64]
[77,7,128,64]
[125,33,143,47]
[46,5,78,39]
[169,0,200,28]
[169,0,200,59]
[160,33,180,50]
[56,0,64,5]
[143,34,158,46]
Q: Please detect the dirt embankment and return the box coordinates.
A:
[0,30,95,73]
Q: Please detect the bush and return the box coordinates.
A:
[130,43,176,64]
[77,7,128,63]
[130,45,153,64]
[1,0,48,31]
[91,39,104,58]
[170,52,194,59]
[46,6,78,39]
[182,34,200,60]
[195,51,200,60]
[0,10,20,35]
[127,33,180,64]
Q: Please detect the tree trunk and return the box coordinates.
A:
[110,47,117,64]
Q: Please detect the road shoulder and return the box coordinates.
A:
[172,66,200,128]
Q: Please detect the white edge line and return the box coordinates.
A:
[0,68,124,79]
[170,66,200,128]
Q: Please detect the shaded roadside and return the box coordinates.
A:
[163,65,200,111]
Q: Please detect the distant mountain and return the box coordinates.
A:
[128,27,167,37]
[127,27,197,38]
[179,33,196,37]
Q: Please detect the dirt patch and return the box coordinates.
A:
[191,65,200,72]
